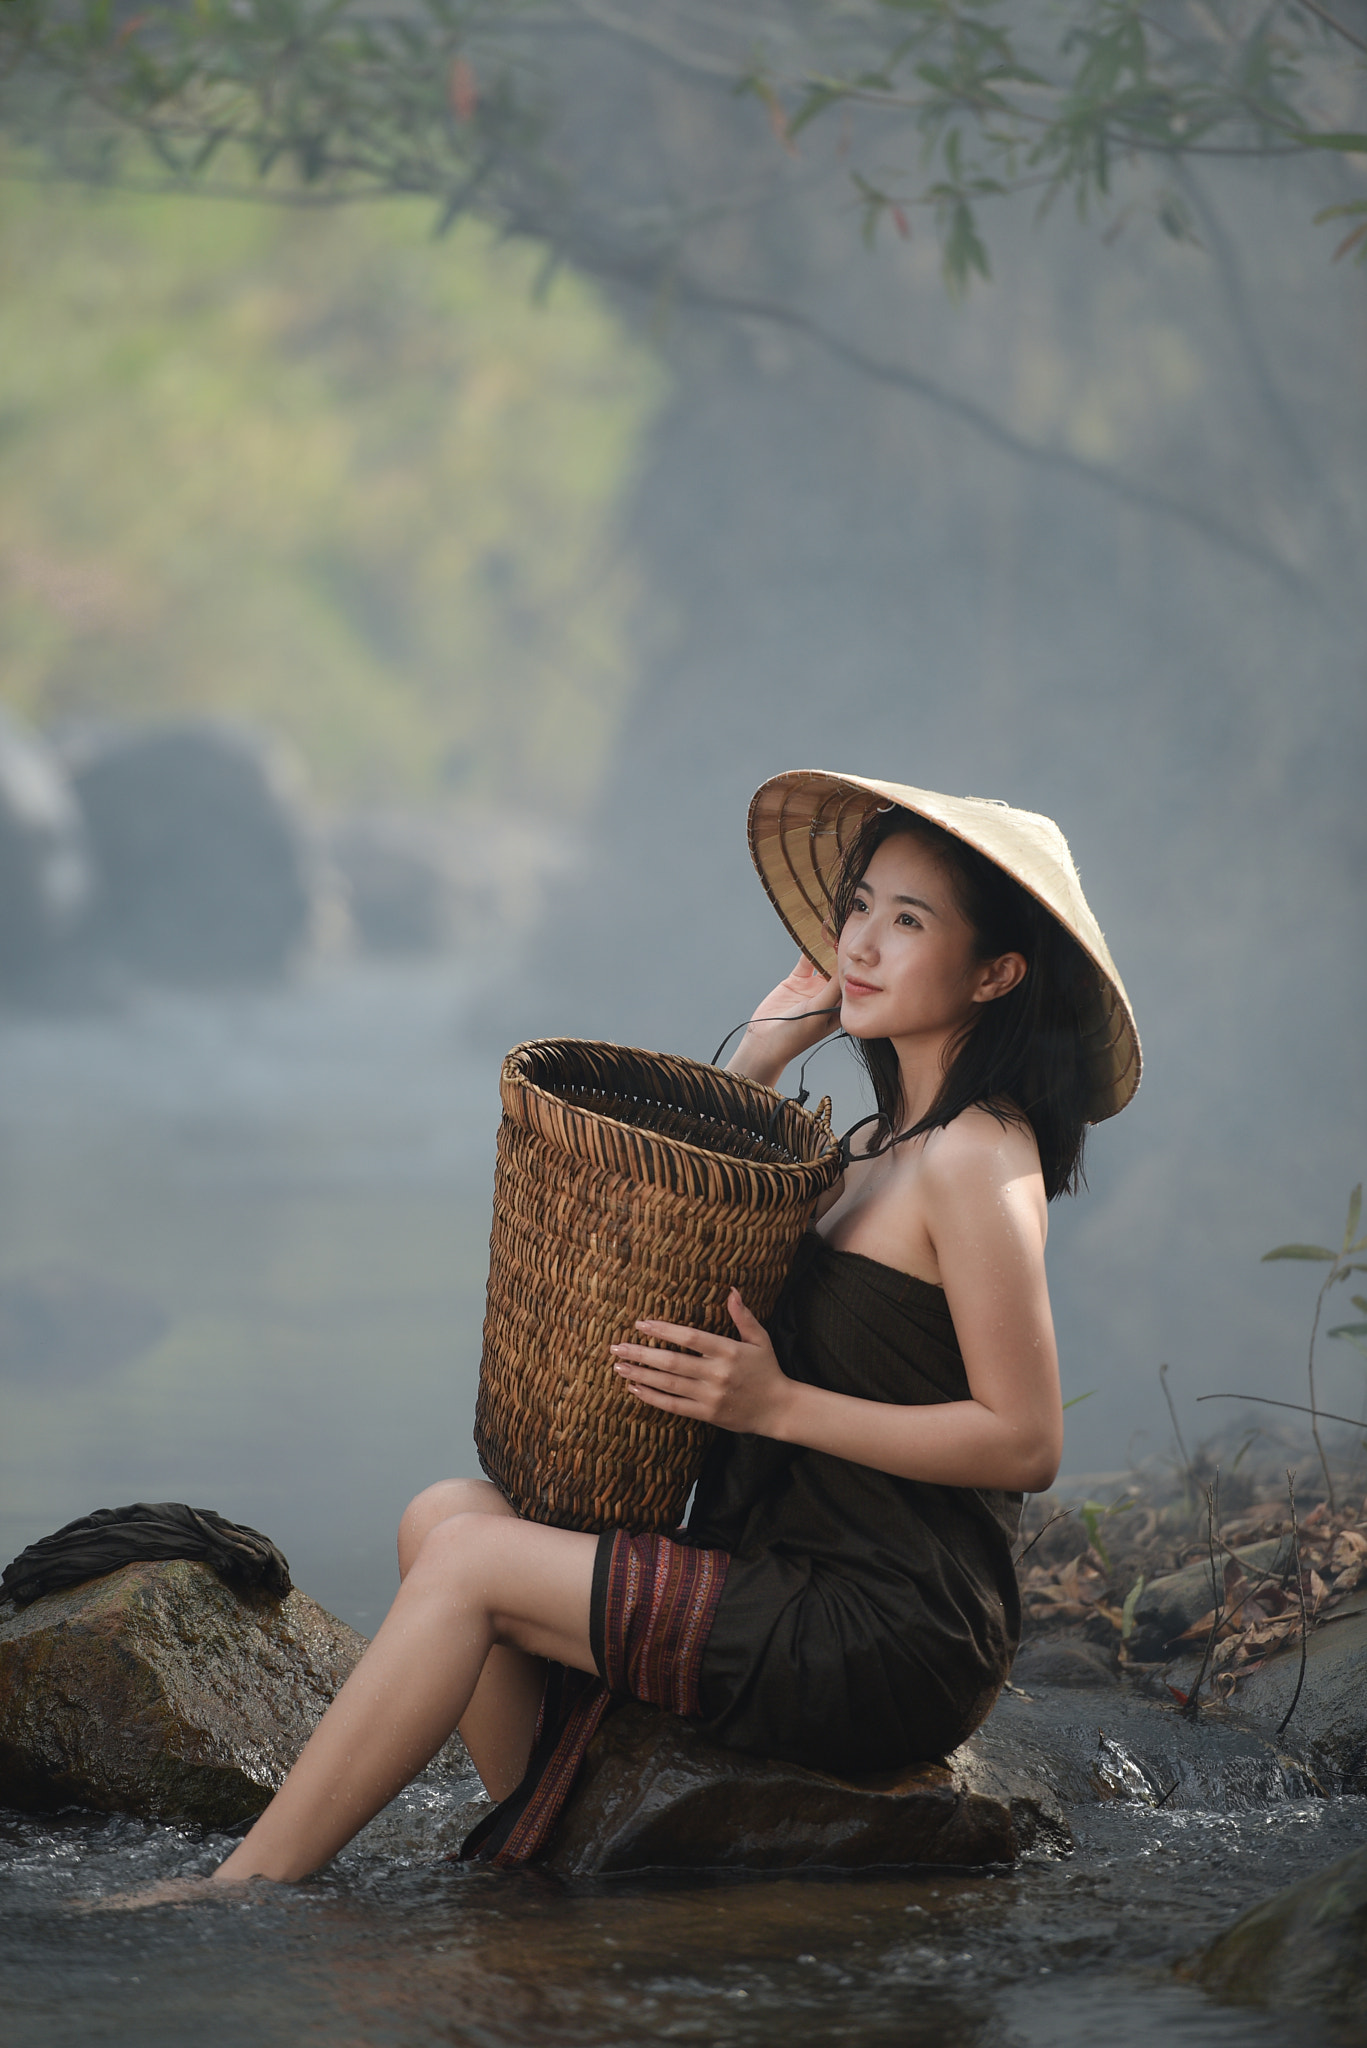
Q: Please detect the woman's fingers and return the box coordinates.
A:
[629,1316,709,1351]
[611,1342,698,1375]
[621,1380,699,1416]
[727,1290,767,1342]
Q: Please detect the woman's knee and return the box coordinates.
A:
[406,1508,509,1592]
[397,1478,512,1575]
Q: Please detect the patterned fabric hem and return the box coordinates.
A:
[460,1530,729,1868]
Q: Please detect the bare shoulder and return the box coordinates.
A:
[917,1107,1046,1232]
[921,1103,1040,1177]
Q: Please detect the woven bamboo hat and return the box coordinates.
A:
[748,770,1141,1122]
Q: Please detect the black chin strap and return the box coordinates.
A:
[708,1006,849,1134]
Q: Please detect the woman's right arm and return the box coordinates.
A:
[724,955,840,1091]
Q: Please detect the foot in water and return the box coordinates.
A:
[75,1874,269,1912]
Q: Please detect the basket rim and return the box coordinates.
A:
[500,1036,840,1181]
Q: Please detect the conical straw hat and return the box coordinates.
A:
[748,770,1141,1123]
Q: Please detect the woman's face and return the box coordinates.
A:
[836,832,1021,1047]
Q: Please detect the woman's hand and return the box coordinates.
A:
[610,1291,793,1437]
[724,954,840,1090]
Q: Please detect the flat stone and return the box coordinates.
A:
[0,1558,365,1827]
[1186,1842,1367,2020]
[1010,1637,1118,1688]
[543,1702,1023,1877]
[1126,1538,1294,1662]
[954,1682,1316,1816]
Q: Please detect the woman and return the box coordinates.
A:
[201,770,1140,1887]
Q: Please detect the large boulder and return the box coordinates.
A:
[0,1559,364,1826]
[543,1701,1025,1877]
[0,705,93,982]
[1208,1604,1367,1792]
[326,811,474,955]
[63,718,318,986]
[1187,1842,1367,2021]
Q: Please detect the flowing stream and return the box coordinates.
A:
[1,961,1361,2046]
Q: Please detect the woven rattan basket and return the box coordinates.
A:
[474,1039,842,1533]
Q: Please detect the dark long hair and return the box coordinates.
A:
[830,806,1095,1199]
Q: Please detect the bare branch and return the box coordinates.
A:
[1290,0,1367,57]
[626,275,1321,599]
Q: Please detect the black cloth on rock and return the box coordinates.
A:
[683,1232,1022,1774]
[0,1503,292,1608]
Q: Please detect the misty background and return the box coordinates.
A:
[1,7,1363,1632]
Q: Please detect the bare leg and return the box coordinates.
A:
[210,1509,599,1885]
[397,1479,547,1799]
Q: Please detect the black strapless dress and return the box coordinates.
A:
[684,1230,1022,1773]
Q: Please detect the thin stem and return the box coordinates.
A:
[1308,1272,1337,1512]
[1183,1472,1223,1720]
[1276,1470,1311,1739]
[1160,1362,1195,1503]
[1197,1392,1367,1430]
[1013,1505,1074,1565]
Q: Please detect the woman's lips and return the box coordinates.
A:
[843,978,880,996]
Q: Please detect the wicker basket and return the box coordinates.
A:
[474,1039,842,1533]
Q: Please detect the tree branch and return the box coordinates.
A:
[1290,0,1367,57]
[617,270,1321,598]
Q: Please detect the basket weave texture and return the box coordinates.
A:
[475,1039,841,1534]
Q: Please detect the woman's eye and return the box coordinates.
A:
[897,912,920,928]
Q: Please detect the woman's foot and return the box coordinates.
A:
[76,1872,267,1912]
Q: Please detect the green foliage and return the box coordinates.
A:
[0,171,662,803]
[0,0,554,234]
[1,2,1363,301]
[760,0,1367,293]
[1079,1493,1132,1567]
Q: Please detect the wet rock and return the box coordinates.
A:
[544,1701,1022,1876]
[1187,1841,1367,2021]
[64,718,317,986]
[0,705,93,982]
[0,1558,363,1827]
[1126,1537,1294,1662]
[954,1682,1316,1817]
[1207,1604,1367,1792]
[1010,1637,1118,1688]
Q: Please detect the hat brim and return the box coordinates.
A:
[748,770,1141,1124]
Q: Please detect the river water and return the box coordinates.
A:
[1,962,1361,2045]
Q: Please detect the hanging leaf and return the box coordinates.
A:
[1344,1185,1363,1253]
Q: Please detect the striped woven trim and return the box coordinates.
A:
[485,1669,616,1869]
[600,1531,729,1719]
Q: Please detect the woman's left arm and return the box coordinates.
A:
[611,1119,1063,1495]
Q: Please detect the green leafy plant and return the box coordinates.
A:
[1078,1494,1132,1568]
[1262,1184,1367,1513]
[2,1,1365,301]
[747,0,1367,294]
